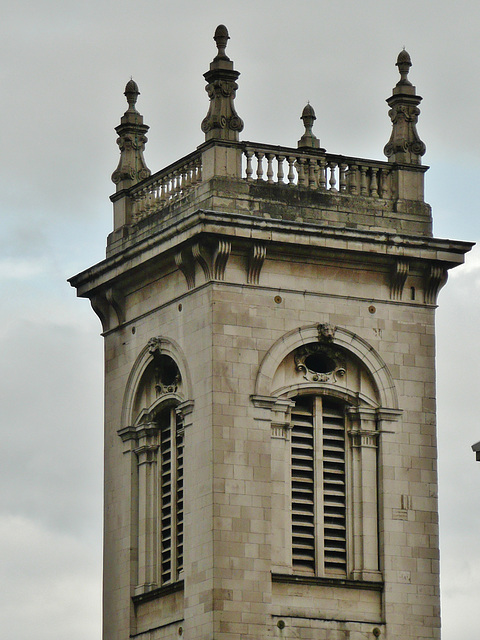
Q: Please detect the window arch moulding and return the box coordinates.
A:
[120,335,193,431]
[253,323,399,411]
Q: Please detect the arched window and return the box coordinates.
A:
[254,323,400,583]
[118,338,193,596]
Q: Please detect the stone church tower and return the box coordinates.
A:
[70,26,472,640]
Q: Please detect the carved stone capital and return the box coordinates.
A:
[348,430,380,448]
[176,400,195,429]
[134,443,159,464]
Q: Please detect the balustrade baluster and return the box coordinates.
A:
[339,163,347,192]
[184,162,192,191]
[318,158,326,190]
[308,158,316,189]
[160,178,167,202]
[256,152,265,181]
[328,162,337,191]
[370,168,378,197]
[287,157,296,186]
[189,161,196,186]
[266,153,274,184]
[196,157,202,183]
[379,169,389,198]
[277,155,285,184]
[145,186,153,210]
[297,157,307,187]
[245,150,254,182]
[347,164,357,194]
[167,173,174,200]
[176,173,182,198]
[360,166,368,196]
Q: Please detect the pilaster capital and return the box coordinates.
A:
[176,400,195,428]
[348,429,380,448]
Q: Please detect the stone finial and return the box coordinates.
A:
[396,49,412,86]
[201,25,244,141]
[383,50,426,164]
[124,78,140,110]
[297,103,321,149]
[111,79,151,190]
[213,24,230,60]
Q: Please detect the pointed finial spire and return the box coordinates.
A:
[297,103,322,149]
[111,79,151,189]
[383,50,426,164]
[201,25,244,141]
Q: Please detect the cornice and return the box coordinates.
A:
[69,208,473,297]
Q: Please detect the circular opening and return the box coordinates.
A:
[274,295,282,304]
[157,355,180,386]
[304,353,335,374]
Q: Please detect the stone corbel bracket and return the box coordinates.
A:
[175,248,196,290]
[188,238,231,283]
[390,259,409,301]
[192,241,212,281]
[247,242,267,285]
[212,239,231,280]
[424,264,448,304]
[91,287,125,332]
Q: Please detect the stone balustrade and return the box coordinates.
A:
[119,140,420,228]
[129,149,203,223]
[242,143,393,200]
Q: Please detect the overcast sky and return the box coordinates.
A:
[1,2,479,638]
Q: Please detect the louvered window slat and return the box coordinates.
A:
[322,399,346,575]
[159,407,184,585]
[291,395,347,577]
[291,397,315,573]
